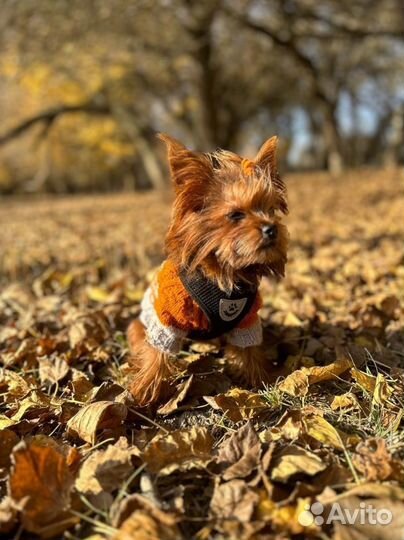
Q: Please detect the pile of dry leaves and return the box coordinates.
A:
[0,168,404,539]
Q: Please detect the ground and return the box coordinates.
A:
[0,168,404,540]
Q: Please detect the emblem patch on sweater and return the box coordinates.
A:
[219,298,248,321]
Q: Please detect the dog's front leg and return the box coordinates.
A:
[225,344,270,388]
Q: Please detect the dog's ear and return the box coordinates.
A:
[254,136,278,173]
[158,133,213,189]
[254,136,288,214]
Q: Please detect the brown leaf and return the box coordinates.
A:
[204,388,266,422]
[111,493,178,530]
[210,479,259,522]
[112,494,181,540]
[39,356,70,385]
[68,312,109,351]
[67,401,127,444]
[350,368,376,393]
[75,437,139,496]
[305,353,352,384]
[217,422,261,480]
[270,445,327,482]
[303,414,360,450]
[0,429,19,469]
[264,409,304,442]
[142,427,213,473]
[9,441,74,534]
[278,370,309,397]
[157,375,194,415]
[279,353,352,397]
[332,497,404,540]
[331,393,360,411]
[372,373,393,406]
[352,438,393,481]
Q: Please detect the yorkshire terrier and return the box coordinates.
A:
[127,134,289,405]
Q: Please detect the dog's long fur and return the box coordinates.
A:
[128,134,289,406]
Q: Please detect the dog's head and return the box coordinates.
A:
[160,134,289,291]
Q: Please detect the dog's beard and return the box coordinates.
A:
[167,219,288,291]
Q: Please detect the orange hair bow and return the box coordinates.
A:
[241,158,255,176]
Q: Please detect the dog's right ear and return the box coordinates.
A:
[157,133,213,189]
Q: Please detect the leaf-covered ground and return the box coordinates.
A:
[1,169,404,540]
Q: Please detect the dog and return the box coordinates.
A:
[127,134,289,405]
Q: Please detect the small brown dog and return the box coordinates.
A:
[127,134,289,405]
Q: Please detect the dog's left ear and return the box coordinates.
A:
[254,136,278,174]
[254,136,288,214]
[157,133,213,190]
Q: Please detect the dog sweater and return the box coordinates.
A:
[140,259,263,354]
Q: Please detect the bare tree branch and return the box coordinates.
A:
[0,101,110,145]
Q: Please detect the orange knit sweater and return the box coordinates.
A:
[140,260,263,354]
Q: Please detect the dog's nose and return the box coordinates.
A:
[262,224,278,240]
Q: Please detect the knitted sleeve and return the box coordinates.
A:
[226,293,263,348]
[140,260,209,354]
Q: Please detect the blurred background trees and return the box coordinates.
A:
[0,0,403,194]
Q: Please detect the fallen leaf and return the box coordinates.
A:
[278,370,309,397]
[304,353,352,384]
[9,441,74,534]
[142,427,213,473]
[332,497,404,540]
[67,401,127,444]
[372,373,393,406]
[68,312,109,351]
[39,356,70,385]
[204,388,266,422]
[257,495,316,535]
[352,438,393,481]
[157,376,194,415]
[217,422,261,480]
[270,445,327,482]
[331,393,360,411]
[303,414,359,450]
[279,354,351,397]
[0,429,19,468]
[113,510,178,540]
[76,437,139,496]
[351,368,376,393]
[210,479,259,522]
[0,415,17,429]
[264,409,304,441]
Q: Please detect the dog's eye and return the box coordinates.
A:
[227,210,245,222]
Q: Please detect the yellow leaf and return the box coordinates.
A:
[372,373,393,406]
[86,286,115,303]
[284,312,303,327]
[279,354,351,397]
[204,388,266,422]
[271,445,327,482]
[257,496,318,534]
[142,427,213,473]
[302,414,359,450]
[278,370,309,397]
[331,393,360,411]
[303,355,352,384]
[67,401,127,444]
[351,368,376,393]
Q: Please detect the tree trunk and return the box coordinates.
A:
[322,105,343,176]
[384,105,404,168]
